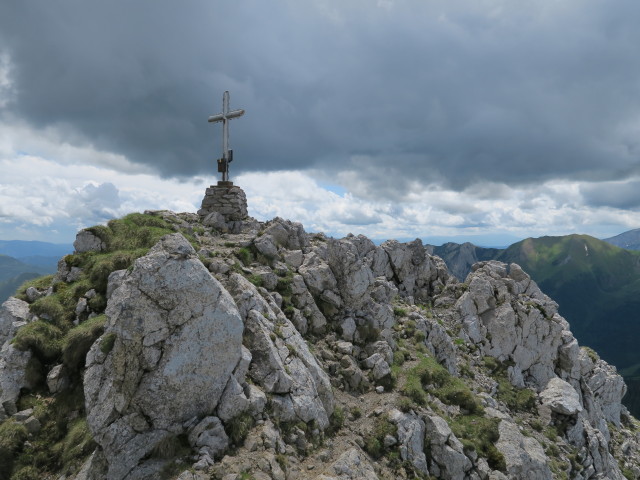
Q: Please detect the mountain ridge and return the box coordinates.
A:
[0,210,639,479]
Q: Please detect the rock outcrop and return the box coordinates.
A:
[83,233,244,479]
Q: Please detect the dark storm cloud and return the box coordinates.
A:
[1,1,640,195]
[581,180,640,209]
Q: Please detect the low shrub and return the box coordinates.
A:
[236,247,253,266]
[226,412,255,446]
[364,415,397,459]
[150,434,190,459]
[326,406,345,436]
[393,306,407,317]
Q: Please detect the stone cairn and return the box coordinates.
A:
[197,183,248,222]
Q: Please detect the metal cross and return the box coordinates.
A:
[208,91,245,183]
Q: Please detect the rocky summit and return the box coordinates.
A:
[1,191,640,480]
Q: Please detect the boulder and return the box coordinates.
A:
[0,297,30,347]
[74,229,106,253]
[84,233,244,479]
[423,414,472,479]
[496,420,552,480]
[0,344,33,416]
[539,377,583,415]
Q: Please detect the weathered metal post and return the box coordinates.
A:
[208,91,245,185]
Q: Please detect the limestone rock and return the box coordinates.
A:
[389,409,429,475]
[0,326,34,416]
[227,273,334,429]
[315,447,379,480]
[202,211,229,232]
[262,217,309,251]
[0,297,30,347]
[254,234,279,260]
[423,414,472,479]
[188,416,229,459]
[84,233,244,479]
[74,229,106,253]
[47,364,69,394]
[496,420,552,479]
[539,377,583,415]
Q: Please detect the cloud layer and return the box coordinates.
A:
[2,2,640,189]
[0,1,639,243]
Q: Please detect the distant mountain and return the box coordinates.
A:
[0,239,72,259]
[426,242,502,281]
[604,228,640,251]
[0,271,42,304]
[0,253,58,303]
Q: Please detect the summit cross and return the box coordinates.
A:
[208,91,245,183]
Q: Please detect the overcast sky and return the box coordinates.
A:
[1,1,639,246]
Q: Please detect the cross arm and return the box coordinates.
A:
[208,109,245,123]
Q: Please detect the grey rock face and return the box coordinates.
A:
[84,233,244,479]
[389,409,429,475]
[0,297,33,416]
[456,261,564,390]
[0,297,30,347]
[423,414,472,479]
[262,217,309,251]
[0,343,33,416]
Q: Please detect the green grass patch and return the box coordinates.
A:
[449,415,505,471]
[326,406,345,436]
[100,332,117,355]
[247,274,263,287]
[483,356,536,412]
[402,355,482,413]
[60,418,95,466]
[236,247,253,266]
[393,306,407,317]
[0,420,28,479]
[61,315,107,372]
[12,320,64,363]
[15,275,55,301]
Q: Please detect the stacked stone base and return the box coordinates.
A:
[198,184,248,221]
[198,184,249,233]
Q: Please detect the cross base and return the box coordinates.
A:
[217,181,234,186]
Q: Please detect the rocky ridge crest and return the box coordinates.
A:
[0,209,639,480]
